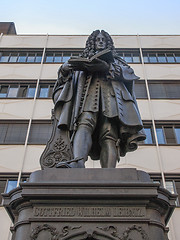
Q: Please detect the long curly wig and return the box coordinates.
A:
[81,30,116,58]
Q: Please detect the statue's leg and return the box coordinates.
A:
[99,117,119,168]
[70,112,97,168]
[100,139,118,168]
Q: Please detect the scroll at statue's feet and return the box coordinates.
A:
[56,158,85,168]
[69,160,85,168]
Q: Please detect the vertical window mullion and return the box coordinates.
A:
[173,53,176,63]
[162,126,167,144]
[17,84,20,98]
[8,53,12,62]
[147,53,150,63]
[4,123,9,143]
[62,52,64,62]
[47,85,50,97]
[16,53,20,62]
[173,126,177,144]
[7,85,10,97]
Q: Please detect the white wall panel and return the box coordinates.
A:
[0,35,47,48]
[137,100,151,120]
[0,207,11,240]
[140,35,180,49]
[159,146,180,173]
[41,64,59,79]
[145,64,180,80]
[129,64,144,79]
[151,100,180,120]
[0,99,34,119]
[47,35,86,48]
[23,145,43,172]
[112,35,139,48]
[117,146,160,172]
[0,145,24,172]
[1,35,180,50]
[47,35,139,49]
[168,208,180,240]
[33,99,53,119]
[0,64,41,79]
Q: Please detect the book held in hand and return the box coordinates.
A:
[68,49,114,65]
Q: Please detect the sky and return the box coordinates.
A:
[1,0,180,35]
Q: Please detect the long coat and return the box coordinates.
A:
[53,57,146,158]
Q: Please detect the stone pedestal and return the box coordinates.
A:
[3,168,177,240]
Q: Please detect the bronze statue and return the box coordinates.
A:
[43,30,145,169]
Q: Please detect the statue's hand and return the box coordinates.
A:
[61,62,73,77]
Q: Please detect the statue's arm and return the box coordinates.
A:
[52,62,73,104]
[112,58,139,83]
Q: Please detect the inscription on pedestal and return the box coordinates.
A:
[33,206,145,218]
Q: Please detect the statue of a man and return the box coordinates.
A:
[52,30,145,168]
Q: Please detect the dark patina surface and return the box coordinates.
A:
[40,30,145,169]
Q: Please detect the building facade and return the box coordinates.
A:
[0,24,180,239]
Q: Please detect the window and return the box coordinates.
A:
[39,87,49,98]
[5,180,17,193]
[165,181,175,194]
[27,53,36,62]
[9,53,18,62]
[149,53,158,63]
[156,128,166,144]
[165,180,179,206]
[8,86,19,97]
[27,87,36,98]
[131,81,180,99]
[124,53,132,63]
[175,128,180,144]
[175,53,180,63]
[164,127,177,144]
[62,52,71,62]
[44,51,80,63]
[175,181,180,205]
[18,53,27,62]
[144,128,153,144]
[0,84,36,98]
[0,86,8,97]
[166,53,175,63]
[141,123,180,145]
[0,83,55,99]
[0,52,10,62]
[0,175,29,204]
[35,53,42,63]
[0,51,43,63]
[143,51,180,63]
[0,123,28,144]
[54,54,62,63]
[46,53,54,63]
[0,180,6,203]
[0,122,54,144]
[38,84,54,98]
[28,123,52,144]
[157,54,166,63]
[148,82,180,99]
[155,124,180,145]
[117,51,141,63]
[134,82,147,98]
[143,54,149,63]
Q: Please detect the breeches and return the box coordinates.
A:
[77,111,119,145]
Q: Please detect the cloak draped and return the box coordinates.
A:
[53,57,146,159]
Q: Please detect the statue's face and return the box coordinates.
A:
[95,33,107,51]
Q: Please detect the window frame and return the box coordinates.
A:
[0,50,43,63]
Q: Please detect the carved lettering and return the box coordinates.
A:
[113,207,144,217]
[33,207,145,218]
